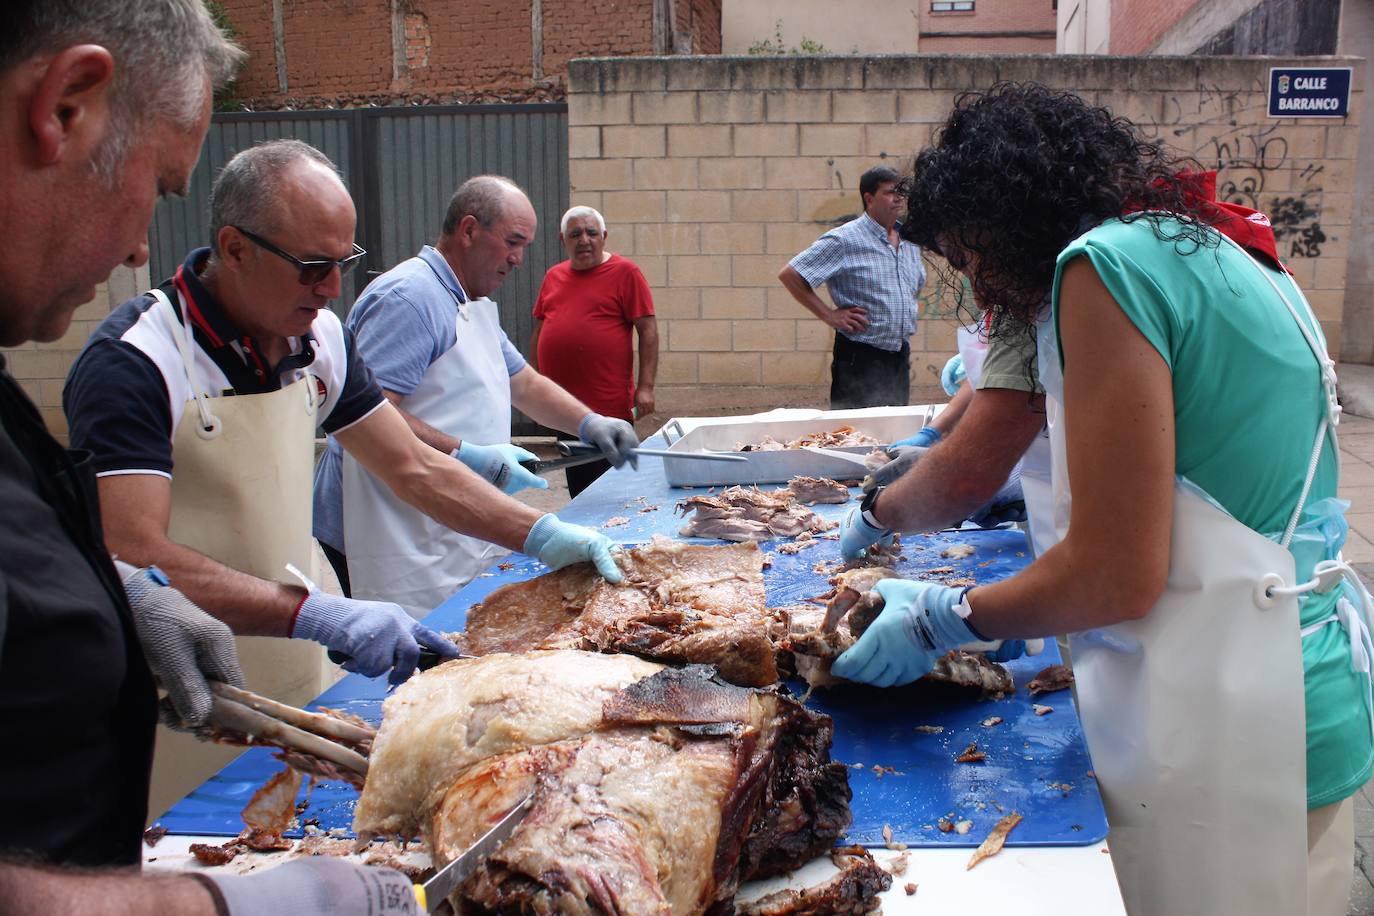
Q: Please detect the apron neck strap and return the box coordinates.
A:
[1215,233,1339,548]
[148,288,222,440]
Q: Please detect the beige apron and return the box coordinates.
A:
[144,288,334,820]
[1031,239,1322,915]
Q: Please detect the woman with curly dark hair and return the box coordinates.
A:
[832,83,1371,916]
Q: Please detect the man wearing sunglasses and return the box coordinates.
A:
[64,141,622,701]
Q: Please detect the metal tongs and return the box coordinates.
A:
[203,681,375,784]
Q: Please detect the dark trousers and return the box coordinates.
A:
[319,540,352,598]
[558,435,611,498]
[830,334,910,409]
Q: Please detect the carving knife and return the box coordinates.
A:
[413,793,534,912]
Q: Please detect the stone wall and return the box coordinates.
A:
[567,53,1364,414]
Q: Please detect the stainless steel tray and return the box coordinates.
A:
[660,411,929,487]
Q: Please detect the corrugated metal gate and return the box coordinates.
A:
[148,103,568,434]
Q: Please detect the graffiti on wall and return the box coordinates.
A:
[1188,117,1326,259]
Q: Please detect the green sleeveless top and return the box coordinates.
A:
[1054,216,1372,808]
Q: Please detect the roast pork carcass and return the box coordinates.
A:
[459,537,780,687]
[354,651,856,915]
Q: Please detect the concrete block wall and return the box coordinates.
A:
[1,264,148,441]
[568,53,1364,415]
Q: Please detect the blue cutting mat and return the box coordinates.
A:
[157,440,1105,847]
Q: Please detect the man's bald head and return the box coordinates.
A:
[442,175,528,236]
[208,140,345,254]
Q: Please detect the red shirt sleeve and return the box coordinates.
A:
[619,260,654,321]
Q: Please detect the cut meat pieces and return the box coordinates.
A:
[354,652,857,915]
[736,846,893,915]
[677,486,835,543]
[459,537,779,687]
[787,476,850,505]
[737,426,881,451]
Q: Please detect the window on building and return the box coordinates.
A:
[931,1,975,11]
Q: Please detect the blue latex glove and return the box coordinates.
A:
[578,413,640,469]
[831,578,978,687]
[291,591,460,686]
[892,426,942,448]
[839,506,894,561]
[454,441,548,495]
[864,445,929,491]
[940,353,967,396]
[524,513,624,583]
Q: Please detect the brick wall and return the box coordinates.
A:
[1111,0,1199,55]
[217,0,722,106]
[2,265,148,440]
[567,54,1364,415]
[542,0,653,80]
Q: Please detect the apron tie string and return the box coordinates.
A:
[1288,557,1374,736]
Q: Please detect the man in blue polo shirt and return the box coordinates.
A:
[65,141,623,690]
[312,176,640,616]
[778,165,925,409]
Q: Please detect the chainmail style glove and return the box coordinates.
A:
[115,560,243,728]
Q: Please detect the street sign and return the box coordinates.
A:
[1268,67,1352,118]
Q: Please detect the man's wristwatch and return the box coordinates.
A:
[860,485,887,532]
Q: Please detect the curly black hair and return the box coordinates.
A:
[901,82,1211,336]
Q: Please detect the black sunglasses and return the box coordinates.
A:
[233,226,366,286]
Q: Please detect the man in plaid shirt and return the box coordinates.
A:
[778,166,926,408]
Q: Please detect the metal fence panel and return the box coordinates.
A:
[371,106,568,358]
[146,104,569,434]
[149,112,363,305]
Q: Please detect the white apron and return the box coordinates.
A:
[1029,240,1331,915]
[954,319,989,391]
[342,295,511,618]
[144,289,332,819]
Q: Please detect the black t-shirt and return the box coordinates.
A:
[0,356,157,865]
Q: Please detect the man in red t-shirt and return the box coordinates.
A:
[532,206,658,496]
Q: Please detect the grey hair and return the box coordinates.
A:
[0,1,244,185]
[209,140,342,252]
[442,175,526,235]
[560,206,606,235]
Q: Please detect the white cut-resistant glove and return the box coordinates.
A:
[201,857,417,915]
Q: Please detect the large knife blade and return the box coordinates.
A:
[413,793,534,912]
